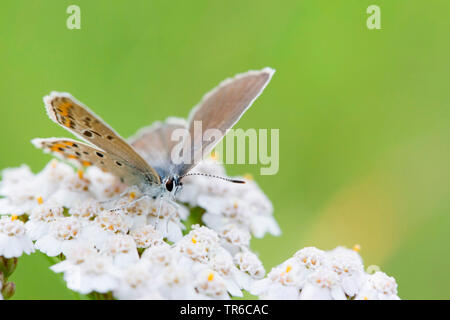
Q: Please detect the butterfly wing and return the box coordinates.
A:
[176,68,275,176]
[32,138,145,186]
[129,117,187,179]
[43,92,161,186]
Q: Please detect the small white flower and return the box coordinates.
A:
[300,269,346,300]
[114,260,156,299]
[194,269,230,300]
[36,159,76,189]
[123,201,151,229]
[355,271,400,300]
[294,247,327,271]
[141,242,176,267]
[82,211,130,248]
[177,225,220,263]
[130,225,164,249]
[48,173,92,208]
[106,188,149,228]
[0,160,77,215]
[200,196,251,227]
[102,234,139,267]
[326,246,365,297]
[51,245,119,294]
[0,216,34,258]
[25,203,64,240]
[219,224,251,254]
[146,200,187,242]
[85,166,125,200]
[95,210,129,233]
[34,216,83,257]
[0,165,40,215]
[160,265,198,299]
[251,259,302,299]
[234,249,265,279]
[0,165,35,192]
[68,199,102,220]
[328,246,363,264]
[233,250,266,292]
[208,248,244,297]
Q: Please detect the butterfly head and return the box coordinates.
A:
[163,175,183,197]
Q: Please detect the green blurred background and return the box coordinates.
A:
[1,0,449,299]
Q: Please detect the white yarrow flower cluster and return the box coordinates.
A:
[0,159,270,299]
[251,246,400,300]
[0,157,400,300]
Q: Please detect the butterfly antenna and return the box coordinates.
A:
[180,172,245,184]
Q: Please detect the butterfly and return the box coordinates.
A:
[32,68,274,201]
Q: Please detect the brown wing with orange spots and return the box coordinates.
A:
[43,92,161,185]
[32,138,146,186]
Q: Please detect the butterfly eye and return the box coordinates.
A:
[165,179,174,192]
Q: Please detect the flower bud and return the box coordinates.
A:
[1,281,16,300]
[0,257,18,279]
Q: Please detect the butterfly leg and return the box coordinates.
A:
[109,194,151,212]
[99,188,133,208]
[153,195,164,228]
[169,198,180,210]
[164,198,181,234]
